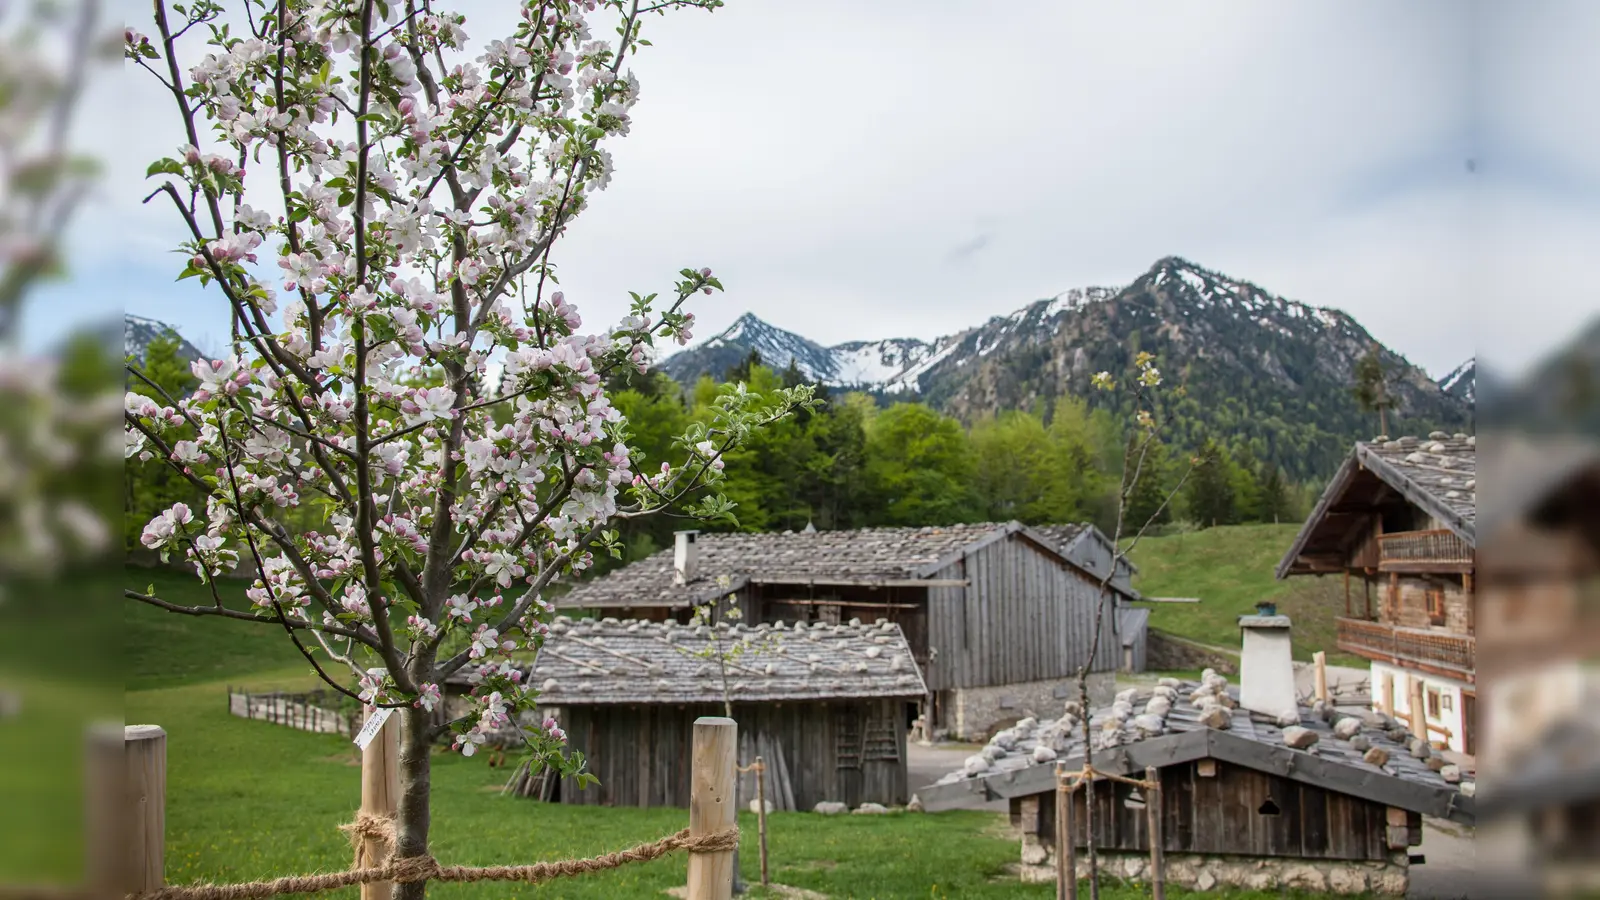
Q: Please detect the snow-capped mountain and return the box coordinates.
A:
[125,314,203,364]
[659,256,1474,479]
[1439,358,1475,406]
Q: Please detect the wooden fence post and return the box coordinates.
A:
[1313,652,1329,705]
[1145,766,1164,900]
[359,708,401,900]
[125,725,167,895]
[84,723,128,898]
[1055,764,1077,900]
[1408,677,1428,743]
[754,756,770,888]
[687,716,736,900]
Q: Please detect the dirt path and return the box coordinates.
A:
[907,741,1005,812]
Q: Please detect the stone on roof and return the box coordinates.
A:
[452,616,928,705]
[922,670,1473,823]
[1360,433,1476,536]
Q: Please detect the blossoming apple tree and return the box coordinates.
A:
[122,0,810,883]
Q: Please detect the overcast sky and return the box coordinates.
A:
[32,0,1600,380]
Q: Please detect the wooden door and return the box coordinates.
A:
[1462,691,1476,756]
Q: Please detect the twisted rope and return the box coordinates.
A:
[127,817,739,900]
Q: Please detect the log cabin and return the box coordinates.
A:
[1276,433,1477,754]
[556,521,1140,740]
[1471,433,1600,891]
[920,616,1474,896]
[495,616,928,810]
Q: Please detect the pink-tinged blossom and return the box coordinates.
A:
[358,669,388,705]
[446,594,477,624]
[456,730,487,757]
[407,615,440,640]
[469,625,501,659]
[416,683,442,712]
[140,502,193,549]
[401,386,456,425]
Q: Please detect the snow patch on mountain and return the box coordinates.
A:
[1439,357,1476,405]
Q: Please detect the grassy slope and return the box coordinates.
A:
[121,569,1343,899]
[126,569,309,691]
[1124,524,1364,668]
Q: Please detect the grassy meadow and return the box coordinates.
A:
[1124,524,1364,667]
[114,567,1368,898]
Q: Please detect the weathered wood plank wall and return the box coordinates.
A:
[558,699,909,810]
[925,534,1119,691]
[1027,760,1392,861]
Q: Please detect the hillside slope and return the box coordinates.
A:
[1124,524,1360,666]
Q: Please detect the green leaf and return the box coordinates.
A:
[146,158,187,178]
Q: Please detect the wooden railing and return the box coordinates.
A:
[1337,617,1475,679]
[1378,529,1474,572]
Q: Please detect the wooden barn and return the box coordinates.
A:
[1276,433,1478,754]
[921,617,1475,897]
[557,521,1138,740]
[516,615,927,810]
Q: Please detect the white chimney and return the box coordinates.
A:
[674,530,700,585]
[1238,615,1298,722]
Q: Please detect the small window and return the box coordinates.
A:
[1427,589,1447,627]
[1441,692,1453,712]
[1427,688,1442,719]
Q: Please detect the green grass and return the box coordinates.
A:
[125,570,310,690]
[1125,524,1364,667]
[121,567,1358,898]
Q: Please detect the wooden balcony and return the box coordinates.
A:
[1377,529,1474,574]
[1337,617,1475,682]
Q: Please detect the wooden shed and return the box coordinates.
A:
[920,676,1474,896]
[557,521,1136,740]
[521,616,927,810]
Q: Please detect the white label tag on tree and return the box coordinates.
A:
[354,706,395,750]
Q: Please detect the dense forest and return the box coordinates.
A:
[125,335,1321,575]
[591,351,1320,571]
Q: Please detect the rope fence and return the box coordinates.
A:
[127,813,739,900]
[0,718,748,900]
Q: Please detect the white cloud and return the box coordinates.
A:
[44,0,1596,382]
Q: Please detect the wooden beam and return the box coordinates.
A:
[1146,766,1165,900]
[1313,652,1329,704]
[1056,765,1076,900]
[1409,677,1428,742]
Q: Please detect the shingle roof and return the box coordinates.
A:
[1277,432,1476,578]
[457,616,929,705]
[1359,433,1476,535]
[919,672,1474,824]
[557,521,1088,609]
[1035,523,1140,581]
[1035,523,1087,549]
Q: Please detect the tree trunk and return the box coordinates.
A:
[393,705,433,900]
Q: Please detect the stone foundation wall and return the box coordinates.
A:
[951,674,1114,742]
[1146,630,1238,675]
[1016,835,1409,895]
